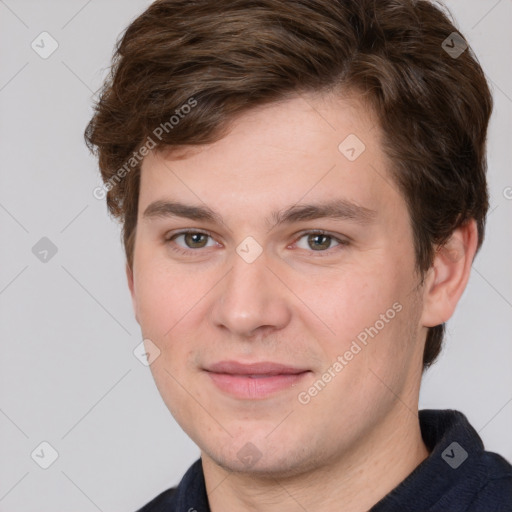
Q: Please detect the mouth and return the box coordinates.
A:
[203,360,311,399]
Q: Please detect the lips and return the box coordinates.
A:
[204,360,309,376]
[203,360,311,399]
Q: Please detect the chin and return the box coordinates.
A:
[203,438,323,479]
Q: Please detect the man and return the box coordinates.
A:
[85,0,512,510]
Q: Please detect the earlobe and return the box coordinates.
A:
[420,220,479,328]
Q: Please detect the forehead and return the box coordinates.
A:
[138,93,401,223]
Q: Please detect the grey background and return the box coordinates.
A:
[0,0,511,510]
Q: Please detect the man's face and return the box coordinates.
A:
[129,93,427,476]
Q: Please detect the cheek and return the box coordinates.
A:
[299,264,405,341]
[301,262,419,391]
[134,264,201,419]
[134,261,188,339]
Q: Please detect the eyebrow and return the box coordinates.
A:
[142,198,376,230]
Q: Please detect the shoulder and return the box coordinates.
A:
[135,486,178,512]
[465,451,512,511]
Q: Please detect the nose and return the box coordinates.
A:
[210,246,292,339]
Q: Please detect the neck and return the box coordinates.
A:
[202,404,429,512]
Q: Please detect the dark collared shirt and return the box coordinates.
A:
[136,409,512,511]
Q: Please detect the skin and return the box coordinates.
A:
[127,92,478,512]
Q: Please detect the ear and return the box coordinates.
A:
[421,219,479,327]
[126,262,139,324]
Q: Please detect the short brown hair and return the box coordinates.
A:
[84,0,493,370]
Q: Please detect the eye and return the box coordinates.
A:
[165,230,217,254]
[293,230,348,255]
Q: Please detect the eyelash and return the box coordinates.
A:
[164,229,349,257]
